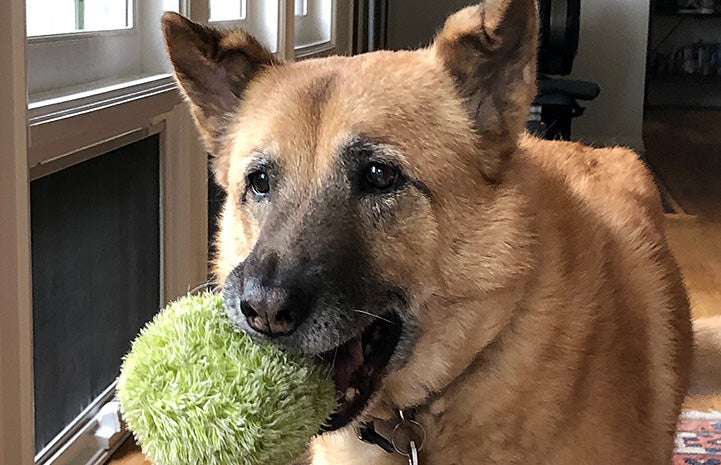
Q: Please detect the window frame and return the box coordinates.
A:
[295,0,352,59]
[208,0,246,22]
[34,383,124,465]
[26,0,134,39]
[26,0,144,99]
[0,0,34,464]
[206,1,283,54]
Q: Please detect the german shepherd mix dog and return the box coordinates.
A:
[162,1,694,463]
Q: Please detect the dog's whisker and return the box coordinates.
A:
[189,280,219,296]
[351,309,398,326]
[328,334,340,371]
[313,353,334,378]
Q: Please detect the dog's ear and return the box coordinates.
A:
[432,0,538,177]
[161,12,280,157]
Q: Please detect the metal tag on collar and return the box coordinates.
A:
[407,440,419,465]
[357,409,426,463]
[391,409,425,464]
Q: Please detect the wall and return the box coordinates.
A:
[384,0,651,153]
[569,0,650,152]
[385,0,476,50]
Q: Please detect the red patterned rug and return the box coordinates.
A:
[675,411,721,465]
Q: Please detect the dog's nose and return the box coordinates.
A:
[239,282,296,336]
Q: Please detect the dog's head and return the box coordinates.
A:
[162,0,538,429]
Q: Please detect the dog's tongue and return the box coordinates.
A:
[333,336,364,393]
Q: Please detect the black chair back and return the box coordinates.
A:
[538,0,581,76]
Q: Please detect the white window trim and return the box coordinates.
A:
[295,0,352,59]
[28,75,177,167]
[294,0,334,57]
[27,26,136,45]
[279,0,297,60]
[206,0,289,58]
[29,74,175,125]
[28,94,209,311]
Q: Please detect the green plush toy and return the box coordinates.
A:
[117,291,337,465]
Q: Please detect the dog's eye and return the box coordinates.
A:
[248,170,270,196]
[362,162,400,193]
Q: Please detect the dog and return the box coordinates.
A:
[161,1,694,463]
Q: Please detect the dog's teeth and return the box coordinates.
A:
[345,387,359,402]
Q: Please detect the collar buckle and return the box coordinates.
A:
[357,421,395,453]
[356,409,426,461]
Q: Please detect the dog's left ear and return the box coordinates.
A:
[432,0,538,169]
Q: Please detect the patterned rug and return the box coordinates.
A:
[675,411,721,465]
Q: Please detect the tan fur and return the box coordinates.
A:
[162,1,697,464]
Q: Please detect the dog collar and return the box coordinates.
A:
[356,409,426,464]
[355,345,489,461]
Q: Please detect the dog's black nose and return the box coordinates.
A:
[224,252,313,337]
[239,280,296,336]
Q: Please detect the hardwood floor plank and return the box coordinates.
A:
[666,217,721,320]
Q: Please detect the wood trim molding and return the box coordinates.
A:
[0,0,35,463]
[278,0,297,60]
[160,104,209,303]
[28,84,180,170]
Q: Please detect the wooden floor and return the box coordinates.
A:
[645,107,721,411]
[108,436,149,465]
[666,217,721,321]
[644,108,721,322]
[108,113,721,463]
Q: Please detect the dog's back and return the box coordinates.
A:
[496,136,695,463]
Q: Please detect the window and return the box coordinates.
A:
[295,0,332,51]
[295,0,309,16]
[209,0,246,22]
[26,1,351,108]
[26,0,132,37]
[295,0,351,58]
[26,0,179,104]
[206,1,280,55]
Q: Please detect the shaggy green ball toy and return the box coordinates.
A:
[117,292,337,465]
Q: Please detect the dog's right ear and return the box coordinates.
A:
[161,12,280,157]
[431,0,538,181]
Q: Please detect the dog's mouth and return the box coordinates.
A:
[321,312,402,431]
